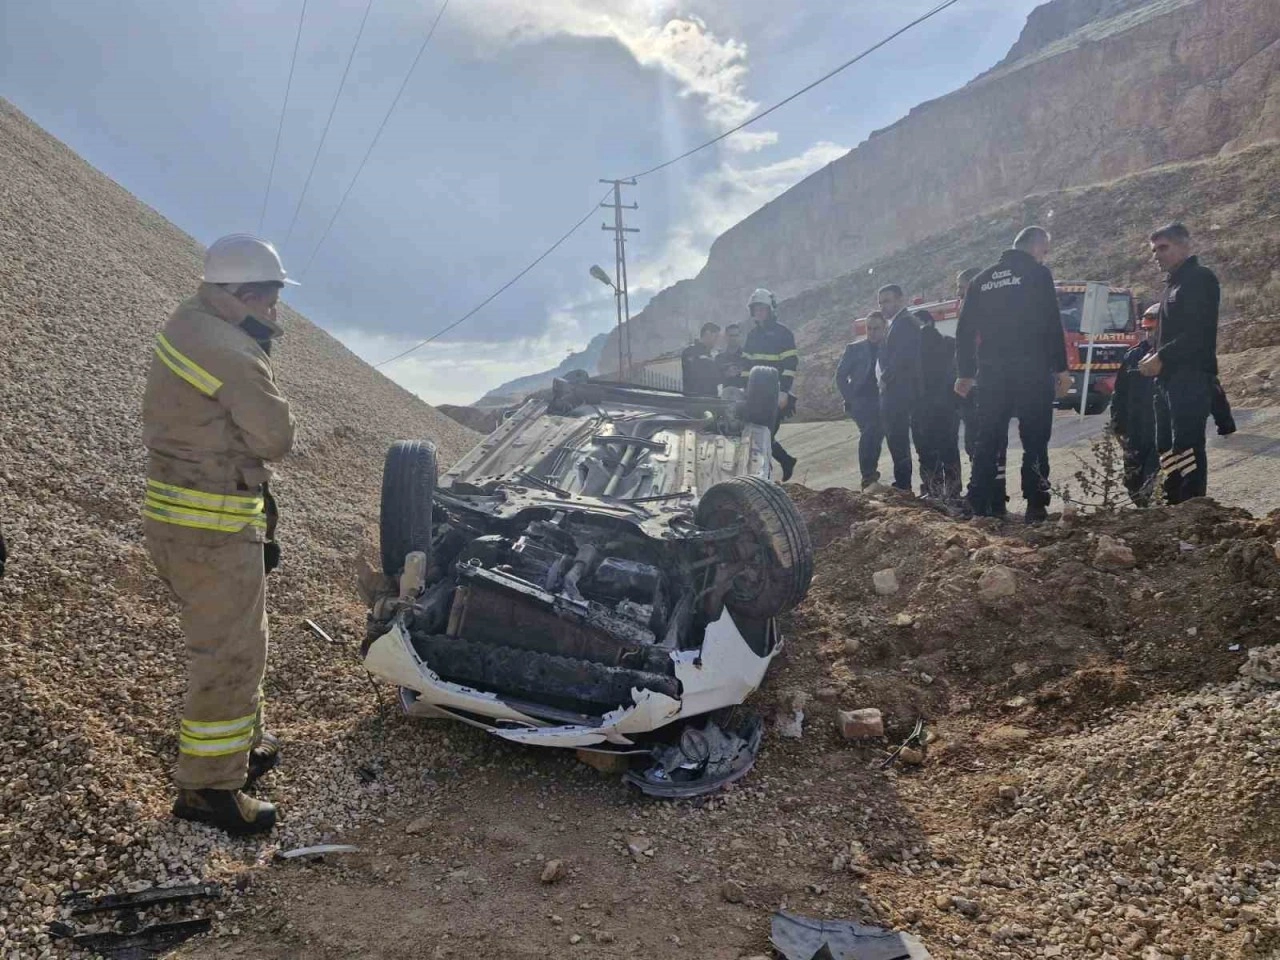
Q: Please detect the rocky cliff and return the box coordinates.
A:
[602,0,1280,367]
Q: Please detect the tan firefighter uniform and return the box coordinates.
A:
[142,282,295,791]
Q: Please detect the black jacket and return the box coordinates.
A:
[956,248,1067,380]
[743,320,798,394]
[1111,340,1157,447]
[878,308,922,402]
[715,346,747,390]
[919,318,958,412]
[1157,255,1219,378]
[834,339,879,411]
[680,343,721,398]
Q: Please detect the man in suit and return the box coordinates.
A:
[875,285,923,492]
[834,311,887,488]
[681,322,722,398]
[916,307,963,499]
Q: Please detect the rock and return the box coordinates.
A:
[977,565,1017,601]
[950,897,982,919]
[892,612,915,627]
[540,860,566,884]
[576,750,630,774]
[873,568,900,596]
[843,638,862,657]
[592,930,616,944]
[569,933,583,945]
[941,545,967,564]
[1043,946,1064,958]
[934,895,952,911]
[837,708,884,740]
[998,784,1020,802]
[626,836,653,859]
[1094,535,1136,570]
[815,686,840,703]
[404,817,432,837]
[721,879,746,903]
[898,746,925,766]
[1239,645,1280,685]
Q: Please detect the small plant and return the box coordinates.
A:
[1049,425,1161,513]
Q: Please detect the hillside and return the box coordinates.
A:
[478,330,609,407]
[600,0,1280,368]
[0,97,477,952]
[782,141,1280,418]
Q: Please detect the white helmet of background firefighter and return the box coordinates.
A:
[747,288,777,325]
[202,234,300,287]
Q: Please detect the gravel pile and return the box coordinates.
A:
[0,98,477,956]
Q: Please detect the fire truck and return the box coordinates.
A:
[856,283,1142,414]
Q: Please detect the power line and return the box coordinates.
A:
[623,0,963,181]
[258,0,309,234]
[281,0,377,251]
[373,187,614,368]
[296,0,450,280]
[373,0,965,368]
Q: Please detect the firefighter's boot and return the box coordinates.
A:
[246,732,281,787]
[173,789,277,836]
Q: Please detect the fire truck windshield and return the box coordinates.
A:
[1057,291,1132,334]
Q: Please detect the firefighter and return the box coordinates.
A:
[874,285,923,492]
[1140,222,1220,504]
[955,268,1010,514]
[143,234,297,835]
[716,323,748,390]
[681,322,722,398]
[915,306,963,500]
[743,289,799,481]
[834,311,886,488]
[955,227,1072,523]
[1112,306,1160,503]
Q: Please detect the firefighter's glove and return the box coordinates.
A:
[264,541,281,575]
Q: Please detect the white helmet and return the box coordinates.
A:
[202,234,300,286]
[747,288,775,310]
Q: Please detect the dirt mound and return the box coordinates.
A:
[0,98,478,955]
[780,487,1278,732]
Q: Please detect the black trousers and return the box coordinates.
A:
[1156,369,1213,504]
[880,389,916,491]
[970,371,1054,513]
[916,401,962,498]
[850,400,884,483]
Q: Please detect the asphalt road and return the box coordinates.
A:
[779,406,1280,517]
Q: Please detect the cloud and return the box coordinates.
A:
[333,307,590,406]
[456,3,761,137]
[630,139,849,295]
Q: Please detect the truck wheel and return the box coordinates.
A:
[380,440,437,577]
[696,476,814,618]
[743,366,781,428]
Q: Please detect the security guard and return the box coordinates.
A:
[955,227,1071,523]
[916,307,962,500]
[742,289,799,481]
[1140,222,1220,504]
[143,234,297,835]
[1112,306,1160,503]
[681,322,722,397]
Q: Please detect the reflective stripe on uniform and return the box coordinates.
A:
[743,349,799,362]
[146,480,264,516]
[1161,450,1196,475]
[143,501,266,533]
[155,333,223,397]
[179,713,257,758]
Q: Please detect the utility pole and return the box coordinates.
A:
[600,179,638,381]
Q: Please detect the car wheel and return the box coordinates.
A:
[696,476,814,618]
[1085,396,1110,415]
[743,366,781,428]
[380,440,437,577]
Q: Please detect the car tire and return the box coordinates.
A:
[743,366,781,428]
[380,440,437,577]
[696,476,814,619]
[1085,396,1110,415]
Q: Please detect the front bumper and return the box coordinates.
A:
[363,610,779,748]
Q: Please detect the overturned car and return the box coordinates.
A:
[362,370,813,795]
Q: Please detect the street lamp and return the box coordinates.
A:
[589,264,615,289]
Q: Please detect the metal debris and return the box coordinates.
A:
[624,714,763,798]
[770,911,932,960]
[275,843,360,860]
[60,883,222,916]
[67,918,213,959]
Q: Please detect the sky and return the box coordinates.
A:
[1,0,1046,406]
